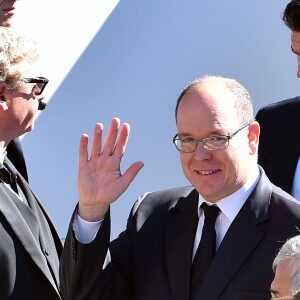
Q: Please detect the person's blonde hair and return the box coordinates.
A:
[0,26,39,89]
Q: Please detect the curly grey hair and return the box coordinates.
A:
[0,26,39,89]
[273,235,300,295]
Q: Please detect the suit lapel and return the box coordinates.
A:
[193,168,272,299]
[0,159,61,297]
[165,189,199,300]
[0,183,56,281]
[16,175,61,294]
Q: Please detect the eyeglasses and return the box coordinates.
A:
[173,122,251,153]
[20,77,49,96]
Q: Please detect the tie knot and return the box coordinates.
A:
[201,203,220,224]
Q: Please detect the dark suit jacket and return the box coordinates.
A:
[0,158,63,299]
[256,97,300,194]
[61,168,300,300]
[6,138,28,182]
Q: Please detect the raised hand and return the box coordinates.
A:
[77,118,144,221]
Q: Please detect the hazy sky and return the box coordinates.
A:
[14,0,299,238]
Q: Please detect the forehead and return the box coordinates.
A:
[177,84,238,131]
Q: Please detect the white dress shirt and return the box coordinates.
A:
[192,167,260,259]
[73,214,102,244]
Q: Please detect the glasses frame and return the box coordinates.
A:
[20,76,49,96]
[173,122,251,153]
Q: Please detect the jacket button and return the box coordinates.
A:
[45,249,50,256]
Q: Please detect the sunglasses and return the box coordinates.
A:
[21,76,49,96]
[20,77,49,110]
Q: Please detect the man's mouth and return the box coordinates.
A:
[196,170,219,175]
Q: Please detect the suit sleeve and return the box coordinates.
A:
[59,206,137,300]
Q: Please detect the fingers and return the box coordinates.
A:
[97,118,130,157]
[122,161,144,188]
[102,118,121,156]
[90,123,103,159]
[79,133,89,167]
[80,118,133,161]
[77,119,144,222]
[113,123,130,156]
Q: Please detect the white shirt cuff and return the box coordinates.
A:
[72,214,102,244]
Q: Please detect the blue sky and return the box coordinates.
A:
[16,0,299,238]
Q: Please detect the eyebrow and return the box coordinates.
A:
[291,45,300,56]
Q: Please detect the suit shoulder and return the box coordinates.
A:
[256,96,300,121]
[132,186,195,212]
[271,185,300,213]
[129,186,196,231]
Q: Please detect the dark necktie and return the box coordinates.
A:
[190,202,220,299]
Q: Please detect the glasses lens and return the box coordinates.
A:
[205,136,228,150]
[173,136,229,153]
[174,138,196,153]
[34,82,45,95]
[35,77,48,95]
[20,77,48,95]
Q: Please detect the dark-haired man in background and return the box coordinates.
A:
[256,0,300,199]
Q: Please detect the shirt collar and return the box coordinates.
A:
[0,151,7,165]
[0,155,12,185]
[198,166,260,222]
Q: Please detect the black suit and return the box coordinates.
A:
[6,138,28,183]
[256,97,300,194]
[61,168,300,300]
[0,158,63,299]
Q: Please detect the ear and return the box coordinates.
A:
[248,121,260,155]
[0,82,9,111]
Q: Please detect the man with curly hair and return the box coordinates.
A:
[0,0,29,183]
[0,26,63,299]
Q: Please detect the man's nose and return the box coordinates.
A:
[194,142,212,160]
